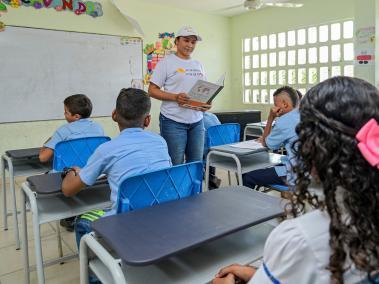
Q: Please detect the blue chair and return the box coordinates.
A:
[205,123,240,187]
[53,136,110,172]
[117,162,203,214]
[206,123,240,149]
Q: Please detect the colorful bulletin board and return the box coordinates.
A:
[143,32,176,85]
[0,0,103,17]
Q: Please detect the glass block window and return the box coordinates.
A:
[242,20,354,104]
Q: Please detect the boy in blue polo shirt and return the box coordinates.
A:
[39,94,104,231]
[39,94,104,163]
[62,88,172,247]
[242,86,300,189]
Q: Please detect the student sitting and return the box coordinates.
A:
[39,94,104,231]
[242,86,300,189]
[61,88,172,247]
[212,76,379,284]
[39,94,104,163]
[203,112,222,189]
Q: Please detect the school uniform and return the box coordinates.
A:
[44,118,104,149]
[242,109,300,188]
[250,210,366,283]
[75,128,172,247]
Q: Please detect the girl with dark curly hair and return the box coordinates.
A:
[212,76,379,284]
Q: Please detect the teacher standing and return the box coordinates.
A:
[148,26,208,165]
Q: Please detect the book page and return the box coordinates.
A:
[187,80,221,103]
[229,140,265,150]
[216,73,226,86]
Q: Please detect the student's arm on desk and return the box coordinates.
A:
[39,147,54,163]
[62,167,86,197]
[212,264,256,284]
[259,107,282,147]
[62,148,105,197]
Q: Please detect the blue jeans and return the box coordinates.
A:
[159,114,204,165]
[242,167,285,189]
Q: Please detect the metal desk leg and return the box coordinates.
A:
[205,155,210,191]
[207,151,243,189]
[7,156,21,249]
[79,234,90,284]
[21,186,30,284]
[80,233,126,284]
[56,221,63,258]
[1,155,7,230]
[22,183,45,284]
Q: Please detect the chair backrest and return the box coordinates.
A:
[206,123,240,148]
[116,161,203,214]
[53,136,110,172]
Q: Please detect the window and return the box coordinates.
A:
[242,20,354,104]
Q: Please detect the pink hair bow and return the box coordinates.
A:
[356,118,379,169]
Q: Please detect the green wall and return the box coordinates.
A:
[0,0,231,154]
[0,0,360,154]
[229,0,355,119]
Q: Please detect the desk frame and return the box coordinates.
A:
[1,154,50,249]
[80,224,273,284]
[243,124,264,141]
[205,150,283,190]
[20,182,111,284]
[78,187,283,283]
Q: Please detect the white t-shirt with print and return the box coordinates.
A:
[150,54,206,124]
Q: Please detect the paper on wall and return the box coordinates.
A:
[110,0,144,36]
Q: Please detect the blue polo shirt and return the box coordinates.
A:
[265,109,300,184]
[44,118,104,150]
[79,128,172,216]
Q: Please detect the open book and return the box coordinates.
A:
[182,74,225,111]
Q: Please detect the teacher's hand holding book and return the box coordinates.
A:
[175,93,190,105]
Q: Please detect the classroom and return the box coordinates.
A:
[1,0,379,283]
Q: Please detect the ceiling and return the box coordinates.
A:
[140,0,304,17]
[140,0,250,17]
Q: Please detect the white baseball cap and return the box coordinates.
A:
[176,26,202,41]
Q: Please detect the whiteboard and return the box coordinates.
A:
[0,26,143,123]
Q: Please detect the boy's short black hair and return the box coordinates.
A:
[116,88,151,128]
[63,94,92,118]
[273,86,299,107]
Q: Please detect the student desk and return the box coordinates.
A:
[205,146,283,190]
[1,147,51,249]
[80,186,284,284]
[20,173,112,284]
[243,121,267,140]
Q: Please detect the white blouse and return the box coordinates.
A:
[249,210,367,283]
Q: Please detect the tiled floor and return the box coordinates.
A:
[0,176,80,284]
[0,170,242,284]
